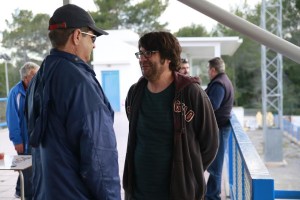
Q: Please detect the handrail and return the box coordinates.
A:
[229,114,300,199]
[229,114,274,199]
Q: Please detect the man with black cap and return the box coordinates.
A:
[25,4,121,200]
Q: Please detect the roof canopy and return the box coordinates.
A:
[93,30,243,65]
[178,37,243,59]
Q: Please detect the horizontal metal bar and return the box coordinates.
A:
[275,190,300,199]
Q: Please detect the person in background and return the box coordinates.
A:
[123,31,219,200]
[25,4,121,200]
[6,61,40,199]
[205,57,234,200]
[179,58,190,75]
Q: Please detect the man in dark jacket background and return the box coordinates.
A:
[25,4,121,200]
[123,31,219,200]
[205,57,234,200]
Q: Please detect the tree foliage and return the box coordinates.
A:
[122,0,169,35]
[174,24,209,37]
[281,0,300,114]
[0,63,19,97]
[2,10,51,67]
[91,0,129,30]
[91,0,169,36]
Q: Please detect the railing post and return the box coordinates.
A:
[252,179,274,200]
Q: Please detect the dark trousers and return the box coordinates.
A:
[205,124,231,200]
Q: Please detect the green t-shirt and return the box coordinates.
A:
[133,83,175,200]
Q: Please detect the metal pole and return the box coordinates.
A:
[5,61,9,96]
[19,171,25,200]
[177,0,300,64]
[261,0,284,163]
[63,0,70,5]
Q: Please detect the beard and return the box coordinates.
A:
[141,59,165,82]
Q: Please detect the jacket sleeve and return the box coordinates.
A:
[192,84,219,170]
[125,83,136,120]
[6,88,23,145]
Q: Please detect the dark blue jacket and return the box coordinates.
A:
[25,49,121,200]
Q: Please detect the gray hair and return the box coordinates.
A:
[208,57,226,73]
[19,62,40,80]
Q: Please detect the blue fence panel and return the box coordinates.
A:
[229,114,274,200]
[283,118,300,143]
[229,114,300,199]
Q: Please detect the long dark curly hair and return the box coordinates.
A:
[138,31,182,71]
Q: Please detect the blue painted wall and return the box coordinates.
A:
[101,70,120,112]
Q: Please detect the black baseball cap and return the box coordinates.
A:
[48,4,108,36]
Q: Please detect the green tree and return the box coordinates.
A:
[91,0,169,35]
[122,0,169,35]
[174,24,209,37]
[91,0,130,29]
[2,10,51,67]
[0,10,50,97]
[0,62,19,97]
[281,0,300,114]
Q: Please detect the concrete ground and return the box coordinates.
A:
[246,129,300,192]
[3,112,299,199]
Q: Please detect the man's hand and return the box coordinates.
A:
[14,144,24,154]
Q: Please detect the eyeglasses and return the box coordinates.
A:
[135,50,158,59]
[80,31,97,43]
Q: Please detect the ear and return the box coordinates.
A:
[72,29,81,45]
[165,59,171,65]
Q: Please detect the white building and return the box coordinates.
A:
[92,30,242,112]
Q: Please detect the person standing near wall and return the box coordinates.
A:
[25,4,121,199]
[123,31,219,200]
[205,57,234,200]
[6,61,40,199]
